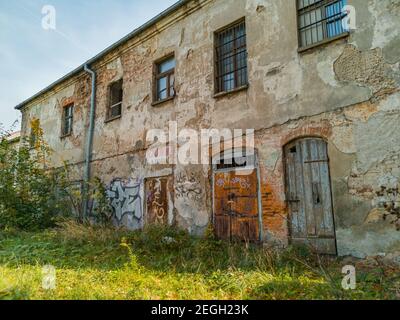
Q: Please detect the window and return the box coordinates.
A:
[107,79,123,120]
[298,0,348,50]
[154,55,175,103]
[62,104,74,137]
[213,149,256,171]
[215,19,248,94]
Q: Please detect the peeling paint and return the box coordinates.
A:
[17,0,400,258]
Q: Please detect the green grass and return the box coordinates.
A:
[0,222,398,300]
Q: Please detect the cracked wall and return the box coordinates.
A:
[19,0,400,258]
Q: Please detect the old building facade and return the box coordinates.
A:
[16,0,400,258]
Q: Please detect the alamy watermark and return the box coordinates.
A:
[146,122,255,167]
[341,265,356,290]
[342,5,357,32]
[42,265,56,290]
[41,5,56,31]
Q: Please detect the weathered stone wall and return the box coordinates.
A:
[18,0,400,257]
[254,92,400,257]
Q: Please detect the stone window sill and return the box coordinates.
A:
[105,114,122,124]
[152,96,175,107]
[60,133,72,139]
[213,84,249,99]
[298,32,350,54]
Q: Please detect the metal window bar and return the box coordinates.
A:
[215,20,248,93]
[298,0,347,48]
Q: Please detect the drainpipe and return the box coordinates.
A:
[82,64,97,219]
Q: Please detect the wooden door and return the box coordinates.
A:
[145,176,173,225]
[214,170,259,242]
[284,138,337,254]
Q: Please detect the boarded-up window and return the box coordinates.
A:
[215,19,248,94]
[154,55,175,103]
[61,104,74,137]
[107,79,123,120]
[298,0,348,50]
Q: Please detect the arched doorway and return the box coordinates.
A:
[284,138,337,255]
[212,149,263,242]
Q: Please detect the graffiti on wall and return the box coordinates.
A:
[216,176,252,189]
[106,179,143,224]
[175,172,202,201]
[145,177,172,225]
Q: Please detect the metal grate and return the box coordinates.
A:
[298,0,348,49]
[215,19,248,94]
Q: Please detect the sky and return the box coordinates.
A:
[0,0,177,131]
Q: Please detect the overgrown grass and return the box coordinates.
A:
[0,221,398,300]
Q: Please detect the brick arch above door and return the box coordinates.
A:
[280,125,333,147]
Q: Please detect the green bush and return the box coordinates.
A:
[0,121,114,231]
[0,122,70,231]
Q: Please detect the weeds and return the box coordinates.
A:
[0,221,398,300]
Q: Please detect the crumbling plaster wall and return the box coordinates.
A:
[19,0,400,257]
[20,79,89,172]
[255,91,400,257]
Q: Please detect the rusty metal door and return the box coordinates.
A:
[214,169,260,242]
[145,176,173,225]
[284,138,337,255]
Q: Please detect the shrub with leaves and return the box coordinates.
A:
[90,177,114,226]
[0,121,71,231]
[0,123,115,231]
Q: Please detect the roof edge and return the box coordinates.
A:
[15,0,191,110]
[6,131,21,143]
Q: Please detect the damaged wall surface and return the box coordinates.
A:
[16,0,400,258]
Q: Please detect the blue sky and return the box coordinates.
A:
[0,0,177,130]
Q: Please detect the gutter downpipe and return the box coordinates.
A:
[82,64,96,220]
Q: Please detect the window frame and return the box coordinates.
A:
[153,54,176,106]
[212,148,257,172]
[61,103,74,138]
[296,0,349,52]
[106,79,123,122]
[214,18,249,96]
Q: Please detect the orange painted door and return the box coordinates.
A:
[214,170,259,241]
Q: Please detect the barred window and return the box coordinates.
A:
[107,79,123,120]
[215,19,248,94]
[62,104,74,137]
[298,0,348,50]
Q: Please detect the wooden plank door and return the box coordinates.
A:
[214,170,259,242]
[145,176,173,225]
[285,138,337,255]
